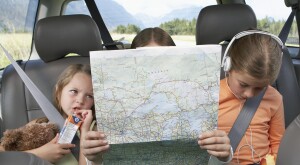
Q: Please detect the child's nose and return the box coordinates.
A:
[244,89,255,99]
[76,95,84,104]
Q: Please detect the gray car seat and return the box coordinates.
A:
[196,4,257,45]
[0,14,102,137]
[276,114,300,164]
[275,0,300,164]
[196,4,256,80]
[196,4,300,128]
[0,151,53,165]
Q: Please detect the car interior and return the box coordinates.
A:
[1,0,300,164]
[196,3,300,129]
[196,3,257,80]
[0,151,52,165]
[274,0,300,164]
[196,4,300,164]
[1,14,102,133]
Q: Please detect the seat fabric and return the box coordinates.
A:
[276,0,300,164]
[0,14,102,136]
[0,151,53,165]
[276,114,300,164]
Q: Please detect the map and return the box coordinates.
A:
[90,45,221,164]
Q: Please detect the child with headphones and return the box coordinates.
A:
[198,30,285,165]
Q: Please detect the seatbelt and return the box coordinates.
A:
[0,44,80,161]
[228,88,266,152]
[279,9,296,44]
[278,5,300,60]
[84,0,119,50]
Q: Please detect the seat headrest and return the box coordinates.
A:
[34,14,102,62]
[196,4,257,45]
[285,0,298,7]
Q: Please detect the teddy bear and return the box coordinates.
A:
[0,117,59,151]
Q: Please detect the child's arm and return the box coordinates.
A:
[75,110,110,165]
[198,130,232,162]
[81,131,110,165]
[268,101,285,159]
[0,145,5,151]
[25,134,75,163]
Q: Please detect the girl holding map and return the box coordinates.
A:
[198,30,285,165]
[23,64,110,165]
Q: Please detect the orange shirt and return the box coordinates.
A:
[218,78,285,165]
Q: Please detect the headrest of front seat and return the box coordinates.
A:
[196,4,257,45]
[34,14,102,62]
[285,0,298,7]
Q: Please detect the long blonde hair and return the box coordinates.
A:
[54,64,94,118]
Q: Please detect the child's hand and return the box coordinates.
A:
[74,109,93,133]
[81,131,110,164]
[26,134,75,163]
[198,130,232,162]
[260,154,276,165]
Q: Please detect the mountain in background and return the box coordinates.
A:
[0,0,201,32]
[91,1,202,30]
[0,0,37,32]
[98,0,145,30]
[66,0,145,30]
[136,6,202,28]
[66,1,202,30]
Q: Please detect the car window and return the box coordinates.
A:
[64,0,216,46]
[0,0,297,70]
[64,0,297,48]
[0,0,38,69]
[247,0,298,47]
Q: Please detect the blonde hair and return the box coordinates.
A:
[228,33,282,84]
[54,64,94,118]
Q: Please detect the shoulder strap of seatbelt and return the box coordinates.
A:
[228,87,266,153]
[279,9,296,44]
[84,0,119,50]
[0,44,80,160]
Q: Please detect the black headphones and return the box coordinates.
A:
[221,30,284,72]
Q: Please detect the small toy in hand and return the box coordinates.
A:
[0,117,59,151]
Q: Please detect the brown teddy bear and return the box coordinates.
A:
[0,117,59,151]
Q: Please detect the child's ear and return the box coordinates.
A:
[55,84,58,91]
[225,71,230,78]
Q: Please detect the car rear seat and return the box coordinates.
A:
[0,14,102,137]
[0,151,52,165]
[196,3,300,128]
[275,0,300,164]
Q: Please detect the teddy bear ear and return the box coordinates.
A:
[35,117,49,123]
[44,123,59,139]
[1,129,22,151]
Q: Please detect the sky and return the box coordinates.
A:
[247,0,290,20]
[114,0,291,20]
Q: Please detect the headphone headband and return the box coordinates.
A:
[221,30,284,70]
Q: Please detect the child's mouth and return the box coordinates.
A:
[72,107,81,113]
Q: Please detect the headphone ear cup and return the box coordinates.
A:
[223,56,231,72]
